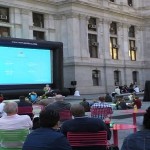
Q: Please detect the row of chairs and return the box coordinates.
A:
[0,106,113,149]
[0,129,112,150]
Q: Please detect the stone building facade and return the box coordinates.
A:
[0,0,149,94]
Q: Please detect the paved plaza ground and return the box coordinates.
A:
[65,95,150,149]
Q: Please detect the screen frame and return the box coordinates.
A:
[0,37,63,91]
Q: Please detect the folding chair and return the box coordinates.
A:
[18,106,33,119]
[59,110,72,122]
[0,129,29,150]
[67,131,109,150]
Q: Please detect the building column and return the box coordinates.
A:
[10,8,22,38]
[97,18,104,59]
[101,19,111,92]
[79,14,89,58]
[122,23,130,85]
[21,9,29,38]
[66,13,80,59]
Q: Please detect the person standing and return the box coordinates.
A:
[115,87,121,95]
[134,86,140,93]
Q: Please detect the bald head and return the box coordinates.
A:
[3,102,18,115]
[71,104,85,117]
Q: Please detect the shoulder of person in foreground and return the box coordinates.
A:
[51,132,72,150]
[121,132,139,150]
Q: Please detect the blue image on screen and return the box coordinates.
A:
[0,46,52,85]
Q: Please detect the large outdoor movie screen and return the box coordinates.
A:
[0,45,52,85]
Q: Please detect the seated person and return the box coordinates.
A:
[42,85,56,98]
[45,94,71,112]
[79,98,90,112]
[61,104,111,150]
[43,84,51,94]
[121,106,150,150]
[0,102,32,130]
[18,96,32,107]
[22,109,72,150]
[0,93,4,103]
[45,94,71,122]
[17,96,33,119]
[0,102,6,117]
[28,92,38,103]
[133,96,142,109]
[105,93,113,102]
[90,96,113,120]
[116,98,128,110]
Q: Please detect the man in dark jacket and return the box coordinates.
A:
[61,104,111,150]
[23,109,72,150]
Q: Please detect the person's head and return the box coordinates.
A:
[134,96,139,100]
[3,102,18,116]
[19,96,26,102]
[83,98,86,102]
[39,109,60,128]
[98,96,105,102]
[71,104,85,117]
[143,107,150,129]
[55,94,65,101]
[106,93,109,96]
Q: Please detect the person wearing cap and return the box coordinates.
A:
[45,94,71,112]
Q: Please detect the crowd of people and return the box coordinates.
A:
[113,83,141,96]
[0,84,149,150]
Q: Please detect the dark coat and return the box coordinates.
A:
[61,117,111,150]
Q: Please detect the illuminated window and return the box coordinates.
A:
[0,7,9,23]
[0,26,10,37]
[92,70,100,86]
[129,40,136,61]
[88,34,98,58]
[33,13,44,28]
[110,37,118,60]
[33,31,45,40]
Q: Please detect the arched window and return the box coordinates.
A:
[92,70,100,86]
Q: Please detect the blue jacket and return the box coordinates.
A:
[23,128,72,150]
[121,130,150,150]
